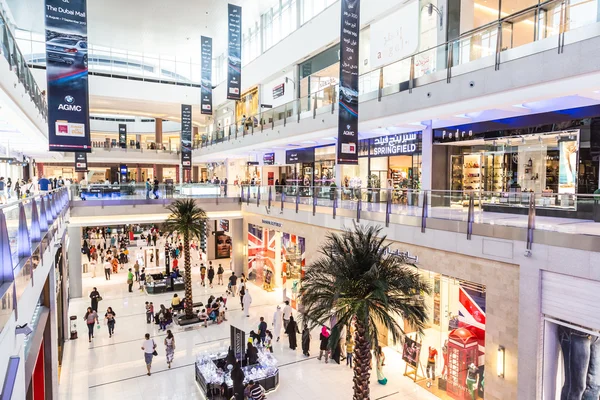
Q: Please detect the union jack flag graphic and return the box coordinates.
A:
[458,285,486,365]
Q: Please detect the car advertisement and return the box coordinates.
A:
[227,4,242,101]
[201,36,213,115]
[337,0,360,165]
[181,104,192,170]
[74,152,87,172]
[118,124,127,148]
[45,0,91,152]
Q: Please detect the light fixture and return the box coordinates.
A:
[426,3,444,30]
[497,345,505,378]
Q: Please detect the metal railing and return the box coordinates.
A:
[0,11,47,119]
[196,0,596,149]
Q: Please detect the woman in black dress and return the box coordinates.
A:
[230,361,245,400]
[90,287,100,311]
[285,316,300,350]
[302,322,311,356]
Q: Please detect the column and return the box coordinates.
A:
[334,164,343,187]
[155,118,163,147]
[37,162,45,178]
[193,166,199,182]
[193,126,199,146]
[67,226,83,298]
[155,165,163,182]
[274,231,283,288]
[136,165,142,182]
[136,134,142,148]
[421,120,433,191]
[232,218,244,275]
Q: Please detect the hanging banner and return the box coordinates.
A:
[181,104,192,170]
[74,152,87,172]
[201,36,213,115]
[337,0,360,165]
[227,4,242,100]
[118,124,127,148]
[44,0,91,152]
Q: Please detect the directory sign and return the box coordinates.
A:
[337,0,360,164]
[74,152,87,172]
[227,4,242,100]
[45,0,91,152]
[263,152,275,165]
[201,36,213,115]
[118,124,127,148]
[286,148,315,164]
[181,104,192,170]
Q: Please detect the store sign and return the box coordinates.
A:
[337,0,360,165]
[370,132,421,157]
[272,83,285,100]
[119,164,128,180]
[227,4,242,100]
[74,152,87,172]
[45,0,91,153]
[230,325,246,362]
[263,153,275,165]
[261,219,282,228]
[286,148,315,164]
[384,248,418,263]
[201,36,213,115]
[370,0,419,69]
[247,161,259,166]
[118,124,127,148]
[181,104,192,170]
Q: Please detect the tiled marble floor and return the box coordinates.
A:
[59,245,439,400]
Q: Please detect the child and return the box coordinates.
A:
[200,264,206,286]
[139,268,146,291]
[145,301,153,324]
[265,330,274,353]
[346,334,355,368]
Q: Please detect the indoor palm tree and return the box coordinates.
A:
[300,223,431,400]
[163,199,207,319]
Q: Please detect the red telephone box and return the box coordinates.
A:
[446,328,479,400]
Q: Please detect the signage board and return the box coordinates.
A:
[181,104,192,170]
[74,152,87,172]
[272,83,285,99]
[263,152,275,165]
[227,4,242,100]
[118,124,127,148]
[370,132,421,157]
[286,148,315,164]
[230,325,246,362]
[201,36,213,115]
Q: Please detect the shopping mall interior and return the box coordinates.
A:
[1,0,600,399]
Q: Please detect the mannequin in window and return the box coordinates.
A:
[466,363,479,400]
[559,325,600,399]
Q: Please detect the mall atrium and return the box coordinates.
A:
[0,0,599,399]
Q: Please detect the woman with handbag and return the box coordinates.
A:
[105,307,116,338]
[164,330,175,368]
[89,287,101,311]
[83,307,98,343]
[141,333,157,376]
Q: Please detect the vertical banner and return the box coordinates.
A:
[337,0,360,165]
[74,152,87,172]
[227,4,242,100]
[44,0,91,152]
[118,124,127,148]
[201,36,213,115]
[181,104,192,170]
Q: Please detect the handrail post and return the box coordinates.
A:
[467,192,474,240]
[313,93,318,119]
[421,190,428,233]
[239,185,243,204]
[558,0,566,54]
[527,193,536,250]
[256,185,261,207]
[446,42,453,83]
[312,187,317,216]
[268,185,272,209]
[385,189,391,227]
[295,189,300,213]
[357,190,362,222]
[246,185,250,206]
[297,99,301,123]
[284,104,287,127]
[331,86,336,114]
[216,186,219,205]
[495,22,503,70]
[281,190,285,213]
[333,188,337,219]
[378,68,384,101]
[409,56,415,93]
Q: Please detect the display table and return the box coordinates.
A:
[80,185,121,200]
[146,274,184,294]
[195,348,279,398]
[181,185,221,197]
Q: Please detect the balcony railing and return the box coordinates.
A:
[196,0,597,149]
[0,11,47,119]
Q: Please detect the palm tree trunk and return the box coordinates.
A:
[353,321,371,400]
[183,234,194,318]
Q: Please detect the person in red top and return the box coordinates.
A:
[172,258,178,269]
[426,346,438,381]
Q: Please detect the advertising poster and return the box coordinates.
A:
[219,219,230,232]
[402,337,421,368]
[215,231,232,259]
[45,0,91,152]
[337,0,360,165]
[200,36,213,115]
[263,152,275,165]
[227,4,242,100]
[118,124,127,148]
[181,104,192,170]
[559,139,577,193]
[74,152,87,172]
[230,325,246,363]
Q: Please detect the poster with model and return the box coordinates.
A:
[227,4,242,100]
[74,152,87,172]
[402,337,420,368]
[181,104,192,170]
[200,36,213,115]
[336,0,360,165]
[215,231,232,259]
[559,139,577,193]
[45,0,91,152]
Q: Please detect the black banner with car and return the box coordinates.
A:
[227,4,242,100]
[74,152,87,172]
[337,0,360,165]
[44,0,91,152]
[201,36,213,115]
[118,124,127,148]
[181,104,192,170]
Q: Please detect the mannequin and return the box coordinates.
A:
[466,363,479,400]
[426,346,438,381]
[441,340,449,379]
[558,325,600,399]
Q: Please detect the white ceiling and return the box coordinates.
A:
[7,0,279,57]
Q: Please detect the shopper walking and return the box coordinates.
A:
[141,333,157,376]
[217,264,224,285]
[83,307,98,343]
[152,178,159,199]
[285,316,300,350]
[127,268,134,292]
[105,307,116,338]
[134,261,140,281]
[207,265,215,288]
[164,330,175,368]
[257,317,268,345]
[242,289,252,317]
[346,333,354,368]
[282,300,293,331]
[375,346,387,385]
[145,301,154,323]
[318,326,330,363]
[272,305,283,342]
[239,282,246,309]
[229,272,238,296]
[231,361,245,400]
[301,323,311,357]
[90,287,100,311]
[139,268,146,291]
[104,257,111,280]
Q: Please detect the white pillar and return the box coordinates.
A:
[67,226,83,298]
[421,121,433,191]
[274,231,283,288]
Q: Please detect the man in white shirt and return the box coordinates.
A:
[282,300,293,331]
[103,258,112,280]
[141,333,156,376]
